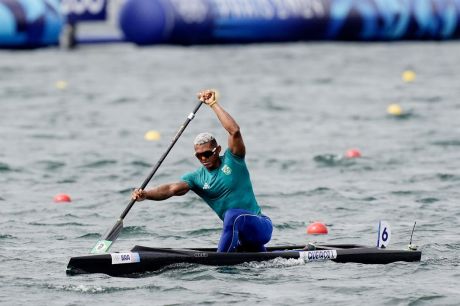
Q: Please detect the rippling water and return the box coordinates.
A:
[1,42,460,305]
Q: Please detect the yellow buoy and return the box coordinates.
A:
[387,104,403,116]
[144,130,161,141]
[402,70,416,83]
[55,80,68,90]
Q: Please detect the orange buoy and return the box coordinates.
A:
[54,193,71,203]
[345,148,362,159]
[307,222,328,235]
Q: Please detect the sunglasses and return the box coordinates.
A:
[195,147,217,159]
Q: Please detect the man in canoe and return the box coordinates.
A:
[132,89,272,253]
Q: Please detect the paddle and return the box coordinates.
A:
[90,101,204,254]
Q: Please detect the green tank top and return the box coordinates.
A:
[181,149,261,220]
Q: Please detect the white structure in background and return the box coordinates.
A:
[59,0,126,49]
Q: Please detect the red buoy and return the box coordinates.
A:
[306,222,328,235]
[345,148,362,159]
[54,193,71,203]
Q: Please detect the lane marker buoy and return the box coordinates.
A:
[54,193,71,203]
[402,70,416,83]
[387,103,403,116]
[307,222,328,235]
[55,80,68,90]
[345,148,362,159]
[144,130,161,141]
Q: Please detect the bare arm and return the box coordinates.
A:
[132,181,190,202]
[198,90,245,157]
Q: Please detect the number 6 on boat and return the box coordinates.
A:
[377,220,391,248]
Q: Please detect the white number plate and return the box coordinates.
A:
[299,250,337,262]
[111,252,140,265]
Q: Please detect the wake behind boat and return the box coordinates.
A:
[66,243,422,277]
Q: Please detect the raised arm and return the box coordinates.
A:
[132,181,190,202]
[198,90,245,157]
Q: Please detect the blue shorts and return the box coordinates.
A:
[217,208,273,253]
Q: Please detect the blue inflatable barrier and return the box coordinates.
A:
[119,0,460,45]
[0,0,63,48]
[119,0,214,45]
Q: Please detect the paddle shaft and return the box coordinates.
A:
[93,101,203,249]
[119,101,204,220]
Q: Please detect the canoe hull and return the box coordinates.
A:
[66,244,422,277]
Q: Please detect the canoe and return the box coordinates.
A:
[66,243,421,277]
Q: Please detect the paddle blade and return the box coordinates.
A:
[90,239,113,254]
[90,219,123,254]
